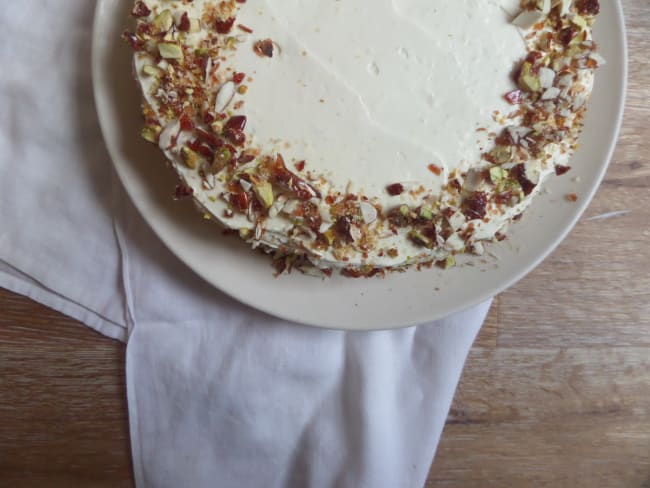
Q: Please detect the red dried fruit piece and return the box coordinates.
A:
[196,128,223,148]
[215,17,235,34]
[230,192,250,212]
[188,139,214,159]
[386,183,405,196]
[559,26,579,46]
[254,39,274,58]
[335,216,354,244]
[504,89,523,105]
[463,191,488,220]
[179,113,195,131]
[555,165,572,176]
[122,31,145,51]
[575,0,600,15]
[267,154,319,200]
[178,12,191,32]
[223,115,247,146]
[225,115,247,132]
[238,153,256,164]
[132,1,151,17]
[512,164,536,196]
[174,184,194,200]
[233,72,246,84]
[224,129,245,146]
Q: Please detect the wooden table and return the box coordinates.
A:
[1,1,648,486]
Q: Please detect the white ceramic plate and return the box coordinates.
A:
[92,0,627,330]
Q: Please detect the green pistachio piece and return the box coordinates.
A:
[571,15,587,30]
[180,146,200,169]
[253,180,274,209]
[419,207,434,220]
[490,166,508,183]
[409,229,433,248]
[518,62,542,92]
[214,147,232,167]
[152,9,174,34]
[142,64,161,77]
[140,125,161,144]
[158,42,183,60]
[491,145,513,164]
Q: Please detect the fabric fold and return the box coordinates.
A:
[0,2,491,487]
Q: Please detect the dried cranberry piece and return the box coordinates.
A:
[188,139,214,159]
[179,113,195,132]
[559,26,579,46]
[335,216,354,244]
[225,115,247,132]
[196,128,223,148]
[178,12,191,32]
[174,184,194,200]
[215,17,235,34]
[386,183,405,196]
[267,155,319,200]
[575,0,600,15]
[131,1,151,17]
[122,31,145,51]
[463,191,488,220]
[504,89,523,105]
[254,39,274,58]
[230,192,250,212]
[512,164,536,196]
[224,128,245,146]
[238,153,256,164]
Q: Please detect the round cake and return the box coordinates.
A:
[124,0,603,277]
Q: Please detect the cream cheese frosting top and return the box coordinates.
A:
[128,0,601,274]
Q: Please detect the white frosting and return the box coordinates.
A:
[134,0,594,270]
[228,0,525,201]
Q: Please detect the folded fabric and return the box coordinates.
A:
[0,2,491,487]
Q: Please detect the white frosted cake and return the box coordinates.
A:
[124,0,602,277]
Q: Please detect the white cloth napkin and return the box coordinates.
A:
[0,2,491,487]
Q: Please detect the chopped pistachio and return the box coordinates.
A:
[214,147,232,168]
[399,205,410,217]
[518,62,542,92]
[571,15,588,30]
[409,229,433,248]
[140,125,161,144]
[158,42,183,60]
[142,64,161,77]
[419,207,434,220]
[253,179,274,209]
[210,121,224,134]
[323,229,336,246]
[489,166,508,183]
[490,145,513,164]
[189,18,201,34]
[152,9,174,34]
[180,146,200,169]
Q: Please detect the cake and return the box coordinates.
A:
[124,0,603,277]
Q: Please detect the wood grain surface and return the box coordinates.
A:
[1,1,648,486]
